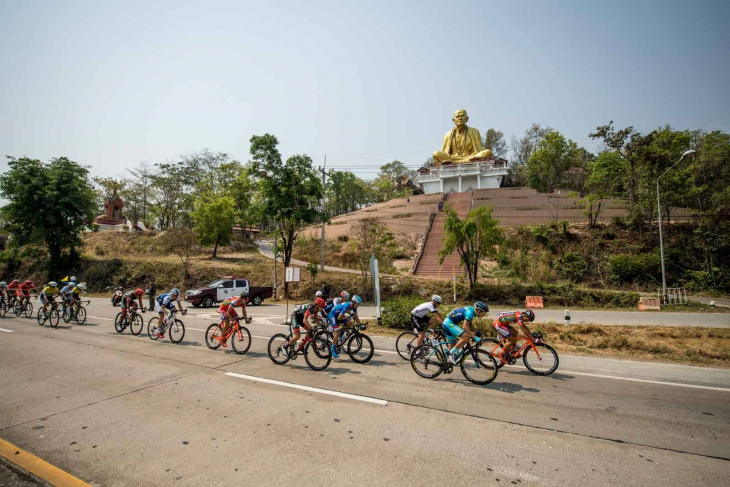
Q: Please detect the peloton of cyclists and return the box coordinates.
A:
[217,291,248,347]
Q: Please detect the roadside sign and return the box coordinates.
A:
[285,267,300,283]
[370,254,381,322]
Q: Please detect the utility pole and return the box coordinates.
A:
[317,157,331,272]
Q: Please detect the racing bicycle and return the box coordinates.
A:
[410,331,499,386]
[205,316,252,355]
[313,320,374,364]
[115,306,146,335]
[63,300,88,325]
[147,309,186,343]
[14,295,35,318]
[37,300,62,328]
[396,328,443,360]
[268,322,332,371]
[481,331,559,376]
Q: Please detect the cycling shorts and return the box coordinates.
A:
[40,293,54,304]
[328,313,349,331]
[410,314,430,333]
[121,297,137,312]
[291,312,307,330]
[16,290,30,298]
[442,318,464,339]
[493,319,514,338]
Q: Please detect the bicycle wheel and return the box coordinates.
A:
[460,349,499,386]
[130,314,144,336]
[36,308,46,326]
[63,306,72,323]
[114,312,125,333]
[481,338,507,369]
[304,337,332,371]
[410,344,444,379]
[523,343,559,376]
[396,331,418,360]
[0,302,6,317]
[347,334,374,364]
[24,301,33,318]
[49,309,60,328]
[147,317,160,340]
[267,334,291,365]
[205,324,223,350]
[232,326,251,355]
[169,319,185,343]
[13,301,22,317]
[75,307,86,325]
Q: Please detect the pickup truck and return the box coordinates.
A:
[184,277,274,307]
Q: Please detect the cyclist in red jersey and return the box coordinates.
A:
[493,309,536,360]
[7,279,20,307]
[17,280,37,308]
[218,292,248,347]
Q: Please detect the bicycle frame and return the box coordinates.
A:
[488,334,543,360]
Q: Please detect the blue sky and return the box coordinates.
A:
[1,0,728,179]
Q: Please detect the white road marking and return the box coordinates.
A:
[88,316,113,321]
[225,372,388,405]
[0,328,15,333]
[558,370,730,393]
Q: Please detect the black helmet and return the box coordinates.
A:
[523,309,535,322]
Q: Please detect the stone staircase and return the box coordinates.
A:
[414,192,471,278]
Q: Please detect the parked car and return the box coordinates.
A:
[184,276,273,307]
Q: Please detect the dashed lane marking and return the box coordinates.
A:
[225,372,388,405]
[557,370,730,393]
[0,328,14,333]
[88,316,113,321]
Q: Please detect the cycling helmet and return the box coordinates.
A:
[523,309,535,322]
[49,281,57,288]
[25,280,33,286]
[77,284,87,291]
[315,291,323,298]
[431,294,443,304]
[340,291,350,300]
[135,288,144,296]
[170,288,180,296]
[12,279,19,284]
[351,295,362,304]
[69,276,77,282]
[314,297,326,307]
[0,282,5,287]
[68,282,76,288]
[474,301,489,313]
[240,291,249,298]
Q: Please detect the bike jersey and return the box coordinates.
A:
[494,311,525,326]
[329,302,357,320]
[122,291,137,301]
[219,296,245,312]
[60,285,73,296]
[446,307,476,325]
[157,293,177,308]
[41,286,59,295]
[323,297,343,315]
[71,286,82,296]
[8,282,19,290]
[412,302,438,318]
[19,282,35,292]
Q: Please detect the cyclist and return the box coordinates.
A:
[7,279,20,308]
[0,281,9,308]
[493,309,536,362]
[154,288,186,339]
[39,281,60,318]
[119,288,146,324]
[328,295,363,358]
[324,290,349,316]
[68,283,86,315]
[442,301,489,364]
[59,282,75,313]
[218,291,248,347]
[285,297,326,357]
[16,280,37,309]
[410,295,445,348]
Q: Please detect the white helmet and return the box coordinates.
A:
[432,294,443,304]
[49,281,57,288]
[68,282,76,288]
[0,281,6,287]
[77,284,87,291]
[69,276,77,282]
[316,291,323,298]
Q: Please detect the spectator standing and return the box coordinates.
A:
[320,281,330,301]
[147,277,156,310]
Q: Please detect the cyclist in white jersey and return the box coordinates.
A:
[410,295,445,347]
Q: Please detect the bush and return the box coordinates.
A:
[609,253,661,284]
[381,296,423,330]
[558,251,588,282]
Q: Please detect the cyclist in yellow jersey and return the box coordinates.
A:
[69,283,86,311]
[40,281,60,316]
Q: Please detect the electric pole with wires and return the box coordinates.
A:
[318,158,331,272]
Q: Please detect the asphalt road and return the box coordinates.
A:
[0,298,728,486]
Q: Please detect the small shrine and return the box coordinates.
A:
[95,191,124,226]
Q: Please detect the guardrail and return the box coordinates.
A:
[412,211,436,275]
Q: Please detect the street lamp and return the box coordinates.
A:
[657,149,697,302]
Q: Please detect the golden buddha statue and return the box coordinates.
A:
[433,109,493,164]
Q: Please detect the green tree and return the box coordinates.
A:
[584,151,627,227]
[371,160,412,202]
[249,134,325,296]
[0,156,96,275]
[483,128,507,158]
[507,123,552,187]
[350,218,397,296]
[192,193,237,258]
[527,131,580,192]
[439,205,503,290]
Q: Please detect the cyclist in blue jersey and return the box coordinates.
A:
[154,288,186,338]
[327,295,362,358]
[442,300,489,364]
